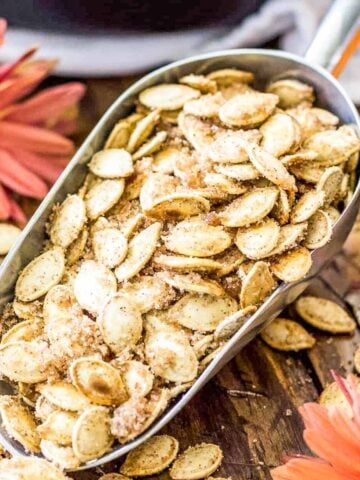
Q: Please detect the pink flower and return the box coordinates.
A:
[271,372,360,480]
[0,19,85,225]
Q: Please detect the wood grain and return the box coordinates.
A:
[19,77,360,480]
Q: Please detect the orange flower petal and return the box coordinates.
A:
[0,121,74,155]
[347,374,360,425]
[271,458,347,480]
[274,374,360,480]
[14,58,57,77]
[0,183,11,220]
[48,156,71,168]
[301,403,360,461]
[0,72,44,110]
[8,148,64,184]
[51,117,78,135]
[0,149,48,198]
[6,82,85,124]
[304,429,360,477]
[0,45,38,82]
[329,408,360,453]
[0,18,6,45]
[9,196,27,226]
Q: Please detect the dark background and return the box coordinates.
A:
[1,0,266,33]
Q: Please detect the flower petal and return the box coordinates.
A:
[0,121,74,155]
[273,374,360,480]
[0,45,38,83]
[6,82,85,124]
[300,403,360,471]
[0,183,11,220]
[0,18,6,45]
[346,374,360,428]
[48,156,71,168]
[0,59,56,109]
[51,117,78,135]
[7,148,64,184]
[304,428,360,478]
[271,458,347,480]
[9,197,27,226]
[0,149,48,198]
[14,58,56,77]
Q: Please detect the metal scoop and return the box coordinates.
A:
[0,0,359,471]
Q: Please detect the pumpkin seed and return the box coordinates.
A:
[170,443,223,480]
[40,440,80,470]
[127,109,160,153]
[271,246,312,282]
[121,275,175,313]
[214,306,257,341]
[70,357,128,406]
[153,254,223,272]
[39,382,91,411]
[120,360,154,397]
[316,166,343,206]
[139,84,200,110]
[247,144,297,191]
[89,149,134,178]
[184,92,225,118]
[0,457,69,479]
[120,435,179,476]
[160,272,225,296]
[15,247,65,302]
[168,293,238,332]
[215,163,260,181]
[104,113,142,149]
[260,317,315,351]
[92,228,128,268]
[260,112,300,157]
[115,222,161,281]
[180,74,217,93]
[219,92,278,128]
[266,79,314,108]
[207,68,254,85]
[290,190,325,224]
[133,131,167,160]
[165,218,232,257]
[85,179,125,220]
[37,410,78,446]
[240,261,276,308]
[0,396,40,452]
[295,296,356,333]
[72,406,114,462]
[304,128,360,166]
[0,223,21,255]
[74,260,117,315]
[303,210,332,249]
[219,187,279,227]
[145,330,198,383]
[98,295,143,354]
[207,130,261,164]
[235,218,280,260]
[0,340,50,383]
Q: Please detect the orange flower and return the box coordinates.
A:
[0,19,85,225]
[271,372,360,480]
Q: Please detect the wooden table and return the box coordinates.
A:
[21,77,360,480]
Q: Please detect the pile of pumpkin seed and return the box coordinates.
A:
[0,68,359,468]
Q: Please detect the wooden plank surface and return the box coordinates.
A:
[19,77,360,480]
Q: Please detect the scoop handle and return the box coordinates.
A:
[305,0,360,70]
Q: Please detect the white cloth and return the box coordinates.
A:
[0,0,359,100]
